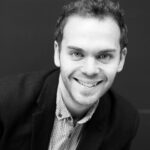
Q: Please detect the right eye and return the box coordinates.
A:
[70,51,84,60]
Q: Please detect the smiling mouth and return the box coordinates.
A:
[74,78,102,88]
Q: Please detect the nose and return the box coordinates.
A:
[81,57,99,76]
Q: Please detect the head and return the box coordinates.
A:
[54,0,127,115]
[54,0,128,50]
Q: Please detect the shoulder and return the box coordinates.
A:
[0,69,50,100]
[109,90,140,138]
[0,68,59,117]
[0,68,59,96]
[110,90,139,119]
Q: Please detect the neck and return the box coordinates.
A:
[63,97,90,119]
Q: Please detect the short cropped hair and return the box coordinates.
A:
[54,0,128,50]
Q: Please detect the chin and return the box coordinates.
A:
[73,93,101,107]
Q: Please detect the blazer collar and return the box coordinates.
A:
[31,68,60,150]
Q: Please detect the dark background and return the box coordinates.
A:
[0,0,149,149]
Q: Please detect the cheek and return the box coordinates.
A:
[60,63,75,83]
[60,58,80,75]
[60,53,75,68]
[102,64,119,80]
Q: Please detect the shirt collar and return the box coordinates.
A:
[56,75,99,125]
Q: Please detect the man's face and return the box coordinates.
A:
[54,15,126,110]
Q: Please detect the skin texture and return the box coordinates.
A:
[54,15,127,117]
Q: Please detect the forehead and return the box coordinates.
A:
[64,15,120,36]
[62,15,121,49]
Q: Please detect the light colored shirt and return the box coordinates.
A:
[48,75,99,150]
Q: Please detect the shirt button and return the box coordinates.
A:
[68,117,72,121]
[58,113,62,118]
[68,133,72,138]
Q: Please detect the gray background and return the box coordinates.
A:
[0,0,149,149]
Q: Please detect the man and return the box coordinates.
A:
[0,0,139,150]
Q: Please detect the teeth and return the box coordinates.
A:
[77,79,99,88]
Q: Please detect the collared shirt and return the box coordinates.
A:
[48,75,99,150]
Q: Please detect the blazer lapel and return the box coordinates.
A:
[31,69,59,150]
[77,92,112,150]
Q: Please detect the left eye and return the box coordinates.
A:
[97,54,109,59]
[96,54,112,63]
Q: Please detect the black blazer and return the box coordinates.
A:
[0,68,139,150]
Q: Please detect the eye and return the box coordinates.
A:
[98,54,109,59]
[96,53,113,63]
[72,51,83,57]
[70,51,84,60]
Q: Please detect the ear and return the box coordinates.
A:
[117,47,127,72]
[54,41,60,67]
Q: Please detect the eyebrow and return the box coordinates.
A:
[97,49,116,53]
[67,46,84,52]
[67,46,117,53]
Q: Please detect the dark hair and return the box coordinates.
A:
[54,0,128,50]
